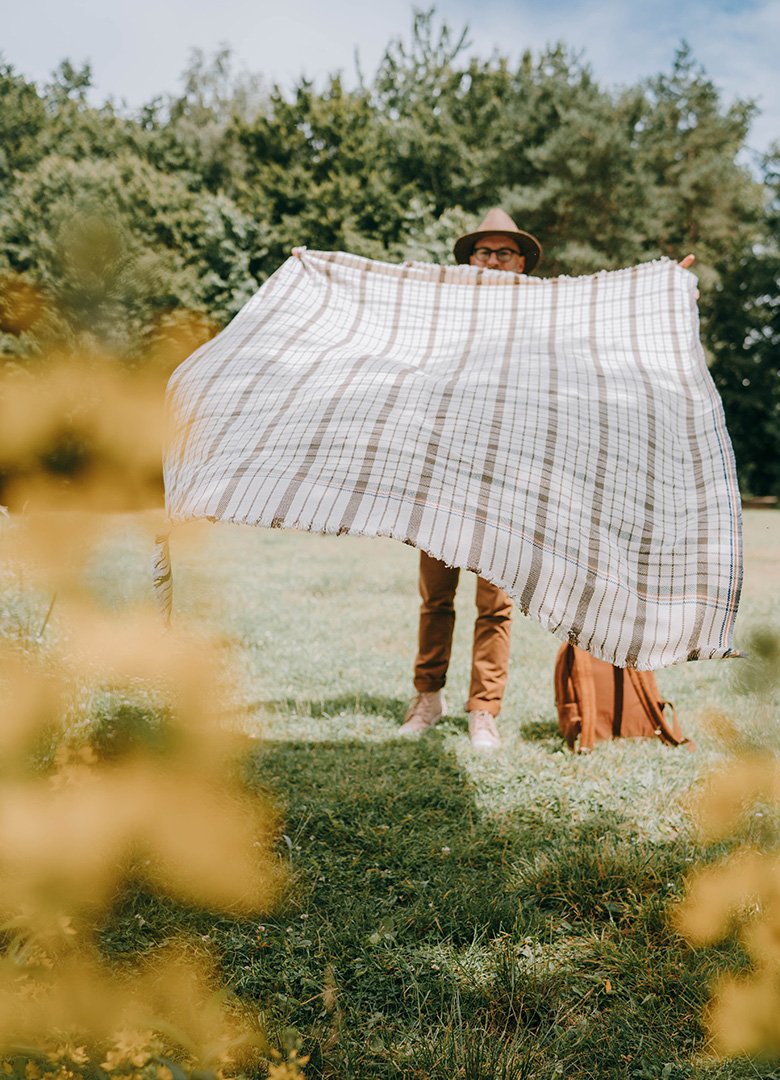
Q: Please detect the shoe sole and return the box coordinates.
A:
[398,717,442,736]
[470,737,501,751]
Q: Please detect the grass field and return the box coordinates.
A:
[7,510,780,1078]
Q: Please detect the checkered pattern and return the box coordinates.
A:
[155,249,742,669]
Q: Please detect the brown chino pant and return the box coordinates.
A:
[413,550,513,717]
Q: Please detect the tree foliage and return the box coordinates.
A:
[0,153,260,361]
[0,10,776,490]
[706,155,780,497]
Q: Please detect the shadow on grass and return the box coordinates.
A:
[253,695,561,743]
[516,716,561,743]
[102,734,740,1079]
[250,693,410,723]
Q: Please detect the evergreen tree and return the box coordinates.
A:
[235,74,407,272]
[0,60,46,191]
[143,47,266,193]
[707,152,780,496]
[633,44,762,279]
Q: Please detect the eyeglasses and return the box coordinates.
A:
[471,247,523,265]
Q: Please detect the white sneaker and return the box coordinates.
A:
[468,710,501,751]
[399,691,447,736]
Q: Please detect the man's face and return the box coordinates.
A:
[468,234,525,273]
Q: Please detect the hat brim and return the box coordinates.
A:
[453,228,542,271]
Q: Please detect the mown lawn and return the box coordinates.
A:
[12,511,780,1078]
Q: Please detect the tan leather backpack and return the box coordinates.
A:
[554,642,693,753]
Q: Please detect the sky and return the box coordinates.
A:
[1,0,778,157]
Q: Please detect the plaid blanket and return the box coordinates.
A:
[156,249,742,669]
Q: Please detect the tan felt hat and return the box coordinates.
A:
[453,207,542,271]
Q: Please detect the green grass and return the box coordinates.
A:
[8,511,780,1078]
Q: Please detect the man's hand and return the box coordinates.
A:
[678,254,699,298]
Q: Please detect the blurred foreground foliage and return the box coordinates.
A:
[676,628,780,1060]
[0,364,291,1074]
[0,9,778,493]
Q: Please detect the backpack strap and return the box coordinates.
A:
[657,697,695,751]
[626,669,694,750]
[554,644,575,746]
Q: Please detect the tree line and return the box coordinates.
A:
[0,10,777,494]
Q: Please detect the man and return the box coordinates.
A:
[399,208,541,751]
[398,209,696,751]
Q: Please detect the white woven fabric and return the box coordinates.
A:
[158,249,742,668]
